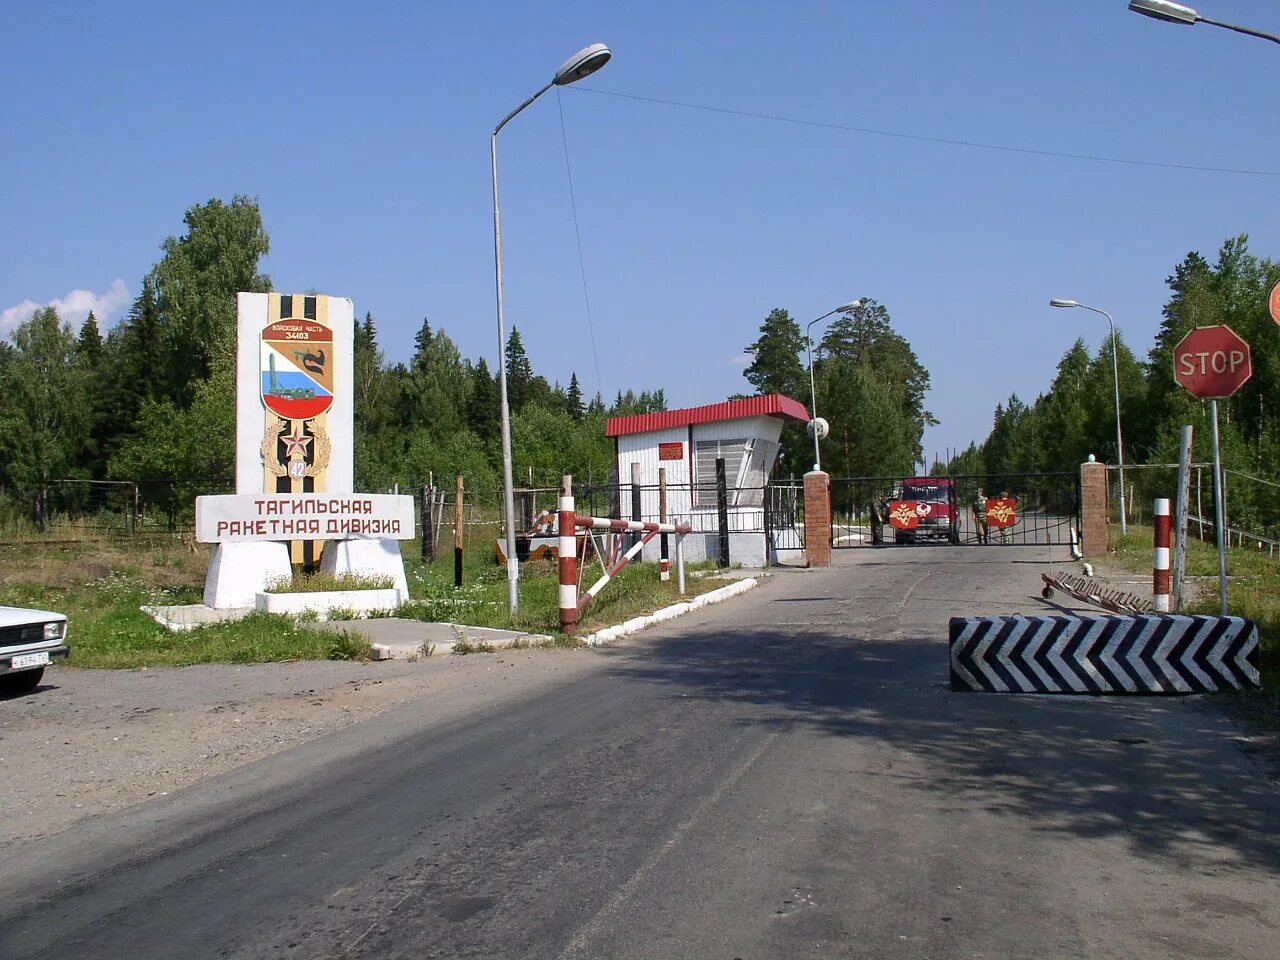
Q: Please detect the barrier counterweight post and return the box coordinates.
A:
[715,456,730,568]
[1154,498,1171,613]
[676,530,686,595]
[659,467,670,582]
[558,475,577,635]
[454,474,464,588]
[630,462,643,559]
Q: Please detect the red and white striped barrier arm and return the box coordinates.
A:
[1154,498,1171,613]
[578,529,660,612]
[575,516,693,535]
[558,493,578,635]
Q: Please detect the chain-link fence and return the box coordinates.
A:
[1108,463,1280,558]
[0,479,235,542]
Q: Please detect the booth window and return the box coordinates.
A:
[694,438,749,508]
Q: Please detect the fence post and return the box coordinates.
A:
[715,456,730,568]
[421,483,436,561]
[1153,498,1171,613]
[630,462,643,559]
[454,474,464,588]
[762,480,773,567]
[659,467,670,582]
[1173,425,1193,610]
[677,530,686,595]
[558,475,577,636]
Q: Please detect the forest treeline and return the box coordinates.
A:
[0,196,668,507]
[949,236,1280,534]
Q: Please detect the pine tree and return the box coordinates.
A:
[744,308,806,398]
[77,312,104,366]
[151,195,271,403]
[567,372,585,421]
[467,356,500,442]
[505,327,533,412]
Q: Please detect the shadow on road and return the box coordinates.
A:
[608,622,1280,873]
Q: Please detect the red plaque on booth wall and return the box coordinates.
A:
[658,442,683,461]
[888,501,920,530]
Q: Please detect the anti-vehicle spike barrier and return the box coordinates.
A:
[557,475,691,636]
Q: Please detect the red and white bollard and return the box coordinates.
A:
[1153,498,1171,613]
[558,479,578,636]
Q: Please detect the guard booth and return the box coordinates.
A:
[605,394,809,566]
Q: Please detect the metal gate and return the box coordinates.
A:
[830,473,1080,548]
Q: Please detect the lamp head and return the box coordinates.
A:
[1128,0,1199,25]
[836,299,863,313]
[554,43,612,85]
[1049,298,1079,308]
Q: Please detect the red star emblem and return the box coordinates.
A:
[281,433,313,458]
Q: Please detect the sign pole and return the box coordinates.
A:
[1210,400,1228,615]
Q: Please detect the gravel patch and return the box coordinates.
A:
[0,650,595,846]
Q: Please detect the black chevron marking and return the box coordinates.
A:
[1090,617,1127,692]
[1018,622,1054,694]
[950,618,993,690]
[983,618,1024,692]
[956,619,990,672]
[1140,617,1178,692]
[1112,618,1148,692]
[1062,619,1103,694]
[1033,618,1072,692]
[1167,620,1203,692]
[1221,621,1258,688]
[1194,617,1232,686]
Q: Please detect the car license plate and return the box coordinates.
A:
[10,652,49,670]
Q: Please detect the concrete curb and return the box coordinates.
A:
[582,577,759,647]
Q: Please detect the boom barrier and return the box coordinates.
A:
[556,476,691,636]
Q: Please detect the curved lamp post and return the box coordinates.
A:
[492,43,611,613]
[1128,1,1280,45]
[1050,298,1128,535]
[806,299,863,472]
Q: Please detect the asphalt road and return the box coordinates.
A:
[4,548,1278,959]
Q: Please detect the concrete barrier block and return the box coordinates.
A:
[949,614,1259,694]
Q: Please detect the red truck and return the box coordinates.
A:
[886,477,960,545]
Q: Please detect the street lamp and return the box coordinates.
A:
[1050,298,1129,535]
[492,43,611,613]
[1128,1,1280,45]
[806,299,863,472]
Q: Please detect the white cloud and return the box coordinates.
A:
[1,279,130,339]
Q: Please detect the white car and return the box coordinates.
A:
[0,606,69,696]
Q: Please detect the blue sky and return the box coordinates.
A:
[3,0,1277,462]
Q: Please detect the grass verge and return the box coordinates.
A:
[0,538,728,666]
[1105,524,1279,729]
[399,553,729,642]
[0,540,367,668]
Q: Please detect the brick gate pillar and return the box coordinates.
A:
[804,470,832,567]
[1080,458,1108,558]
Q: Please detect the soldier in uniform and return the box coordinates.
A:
[972,487,988,544]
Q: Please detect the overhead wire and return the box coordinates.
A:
[556,88,605,402]
[571,87,1280,179]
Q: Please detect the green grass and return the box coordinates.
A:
[398,552,727,640]
[0,572,367,669]
[1106,524,1279,725]
[264,571,396,593]
[0,539,725,667]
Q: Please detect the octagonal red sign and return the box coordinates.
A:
[1173,325,1252,400]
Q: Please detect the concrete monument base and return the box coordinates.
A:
[320,538,409,597]
[203,541,293,609]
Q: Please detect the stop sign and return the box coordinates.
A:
[1173,325,1252,399]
